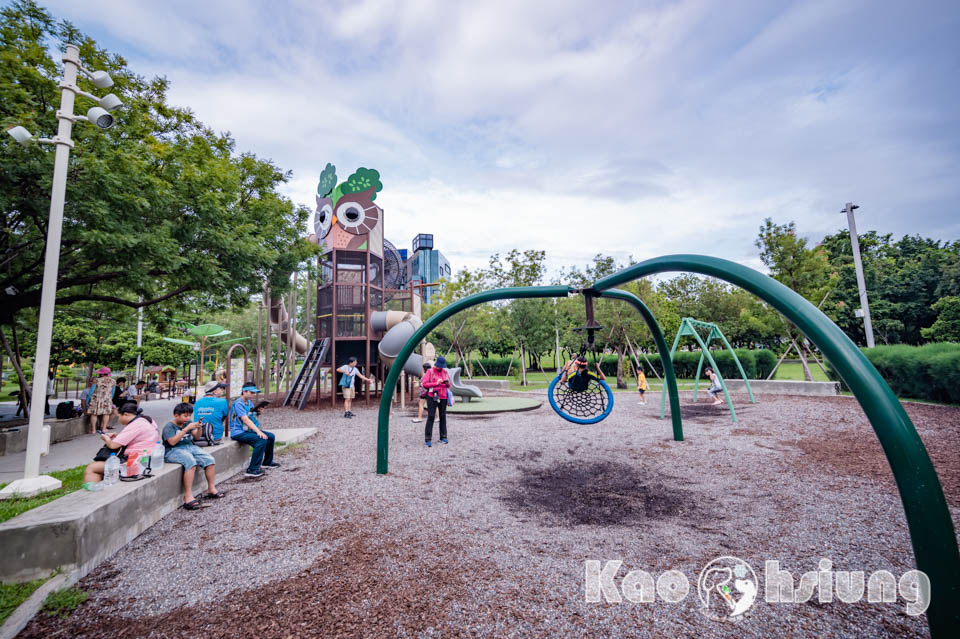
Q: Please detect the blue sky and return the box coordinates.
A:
[42,0,960,275]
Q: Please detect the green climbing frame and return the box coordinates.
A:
[660,317,755,422]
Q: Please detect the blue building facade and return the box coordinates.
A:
[406,234,450,304]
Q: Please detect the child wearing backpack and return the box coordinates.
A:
[337,357,373,419]
[192,380,229,446]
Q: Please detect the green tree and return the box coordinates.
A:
[756,218,834,380]
[0,1,317,371]
[422,267,496,376]
[485,250,551,385]
[921,297,960,343]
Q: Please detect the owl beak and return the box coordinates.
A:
[330,214,337,227]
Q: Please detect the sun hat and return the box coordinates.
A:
[203,380,227,393]
[96,367,111,375]
[434,356,447,368]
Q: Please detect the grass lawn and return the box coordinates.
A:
[771,362,830,382]
[0,465,86,524]
[0,575,53,625]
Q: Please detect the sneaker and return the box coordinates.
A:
[440,438,448,444]
[244,469,265,478]
[425,441,432,447]
[262,461,281,469]
[344,412,352,418]
[411,418,422,423]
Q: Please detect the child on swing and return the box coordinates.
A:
[560,354,605,392]
[705,367,724,405]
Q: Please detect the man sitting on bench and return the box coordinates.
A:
[229,382,279,479]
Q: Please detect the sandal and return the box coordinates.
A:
[203,490,225,499]
[183,499,210,510]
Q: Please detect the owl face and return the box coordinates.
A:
[314,195,334,239]
[335,188,381,235]
[316,187,382,251]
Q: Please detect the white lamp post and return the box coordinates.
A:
[1,45,123,499]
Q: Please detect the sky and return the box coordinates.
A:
[41,0,960,276]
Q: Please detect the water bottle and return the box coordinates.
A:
[103,453,120,486]
[150,441,164,474]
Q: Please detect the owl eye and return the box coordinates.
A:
[336,200,378,235]
[314,201,333,238]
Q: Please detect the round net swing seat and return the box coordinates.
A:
[548,373,615,424]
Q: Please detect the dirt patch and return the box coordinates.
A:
[20,522,495,639]
[784,401,960,507]
[500,460,698,526]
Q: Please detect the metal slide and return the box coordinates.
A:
[371,310,482,399]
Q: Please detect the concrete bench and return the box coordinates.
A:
[468,379,512,391]
[0,428,316,583]
[0,415,86,457]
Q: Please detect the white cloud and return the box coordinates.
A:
[40,0,960,280]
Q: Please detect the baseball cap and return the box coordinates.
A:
[203,380,227,393]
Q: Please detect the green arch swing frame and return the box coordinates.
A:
[375,254,958,636]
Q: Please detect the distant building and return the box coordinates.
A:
[407,233,450,304]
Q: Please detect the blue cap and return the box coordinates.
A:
[435,356,447,368]
[241,383,262,393]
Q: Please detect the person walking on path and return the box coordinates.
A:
[88,367,116,433]
[162,402,222,510]
[336,357,372,419]
[411,362,431,423]
[44,371,55,415]
[421,356,452,447]
[229,382,279,478]
[705,367,724,405]
[636,367,649,405]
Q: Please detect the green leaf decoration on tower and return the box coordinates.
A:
[341,168,383,201]
[318,163,337,198]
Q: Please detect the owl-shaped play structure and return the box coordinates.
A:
[293,164,480,407]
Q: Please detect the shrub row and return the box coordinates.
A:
[824,342,960,404]
[467,349,777,380]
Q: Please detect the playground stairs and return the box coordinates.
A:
[283,339,330,410]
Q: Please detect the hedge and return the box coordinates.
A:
[824,342,960,404]
[469,349,777,380]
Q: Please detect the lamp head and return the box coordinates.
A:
[7,126,33,146]
[89,70,114,89]
[86,106,114,129]
[98,93,123,112]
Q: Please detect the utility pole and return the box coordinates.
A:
[842,202,875,348]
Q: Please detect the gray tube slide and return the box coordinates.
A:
[372,311,482,399]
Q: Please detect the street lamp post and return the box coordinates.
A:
[842,202,875,348]
[1,45,122,499]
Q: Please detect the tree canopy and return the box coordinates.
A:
[0,0,318,332]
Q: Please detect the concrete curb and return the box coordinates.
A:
[0,428,317,584]
[0,571,73,639]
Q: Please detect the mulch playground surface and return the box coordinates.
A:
[19,393,960,638]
